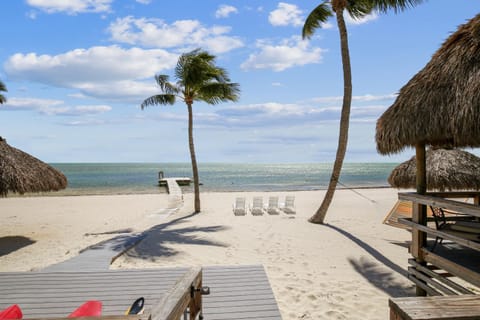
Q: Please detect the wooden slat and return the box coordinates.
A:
[389,295,480,320]
[399,193,480,219]
[398,218,480,251]
[408,267,457,295]
[422,249,480,288]
[408,259,473,295]
[407,274,442,297]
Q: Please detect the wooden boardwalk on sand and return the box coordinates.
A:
[0,265,282,319]
[160,178,187,209]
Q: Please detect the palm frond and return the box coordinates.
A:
[371,0,425,13]
[346,0,374,19]
[198,83,240,105]
[140,94,176,109]
[0,80,7,104]
[0,81,7,92]
[302,2,333,40]
[155,75,180,95]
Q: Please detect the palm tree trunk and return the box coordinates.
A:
[187,102,201,213]
[309,10,352,224]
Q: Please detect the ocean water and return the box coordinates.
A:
[49,163,398,196]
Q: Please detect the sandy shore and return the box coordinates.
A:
[0,188,414,319]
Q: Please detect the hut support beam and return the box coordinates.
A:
[413,143,427,296]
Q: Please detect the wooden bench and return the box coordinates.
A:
[389,295,480,320]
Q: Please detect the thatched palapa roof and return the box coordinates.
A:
[376,14,480,154]
[0,137,67,197]
[388,148,480,191]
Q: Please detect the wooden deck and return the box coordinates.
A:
[390,295,480,320]
[0,265,282,320]
[159,177,191,188]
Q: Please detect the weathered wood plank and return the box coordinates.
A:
[408,260,473,295]
[149,266,201,320]
[389,295,480,320]
[398,218,480,251]
[422,249,480,288]
[399,193,480,218]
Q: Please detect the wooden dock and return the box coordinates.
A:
[158,177,191,188]
[159,178,188,209]
[0,265,282,319]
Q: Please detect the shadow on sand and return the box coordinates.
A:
[325,224,414,297]
[0,236,36,257]
[123,211,228,260]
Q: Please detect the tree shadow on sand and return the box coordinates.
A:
[325,224,414,297]
[123,212,229,260]
[0,236,36,257]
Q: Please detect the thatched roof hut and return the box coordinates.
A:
[388,148,480,191]
[0,137,67,197]
[376,14,480,155]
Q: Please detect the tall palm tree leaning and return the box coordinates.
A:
[302,0,424,224]
[141,49,240,213]
[0,80,7,104]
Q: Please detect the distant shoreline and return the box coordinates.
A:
[4,184,394,198]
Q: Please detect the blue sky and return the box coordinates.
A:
[0,0,478,163]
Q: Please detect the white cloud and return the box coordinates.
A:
[311,94,396,104]
[345,12,378,25]
[75,80,162,101]
[215,5,238,18]
[187,98,391,129]
[241,36,324,71]
[135,0,151,4]
[4,46,178,100]
[107,16,244,54]
[26,0,112,14]
[269,2,303,27]
[2,97,112,116]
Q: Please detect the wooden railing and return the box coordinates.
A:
[149,266,204,320]
[397,192,480,296]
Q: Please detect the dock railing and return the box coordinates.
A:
[397,192,480,295]
[149,266,204,320]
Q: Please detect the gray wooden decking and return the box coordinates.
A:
[0,265,282,320]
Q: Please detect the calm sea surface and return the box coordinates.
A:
[48,163,398,196]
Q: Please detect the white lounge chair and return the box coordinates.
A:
[233,197,247,216]
[250,196,265,216]
[282,195,296,214]
[267,196,281,215]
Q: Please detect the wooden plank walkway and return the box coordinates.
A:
[0,265,282,320]
[161,178,184,209]
[42,233,146,272]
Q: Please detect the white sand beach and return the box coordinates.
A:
[0,188,414,319]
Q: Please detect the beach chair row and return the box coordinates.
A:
[233,196,296,216]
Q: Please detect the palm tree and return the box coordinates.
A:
[0,80,7,104]
[141,49,240,213]
[302,0,424,224]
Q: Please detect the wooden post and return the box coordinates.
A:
[473,194,480,206]
[413,143,427,296]
[149,267,202,320]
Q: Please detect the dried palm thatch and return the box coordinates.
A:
[376,13,480,154]
[0,137,67,197]
[388,148,480,191]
